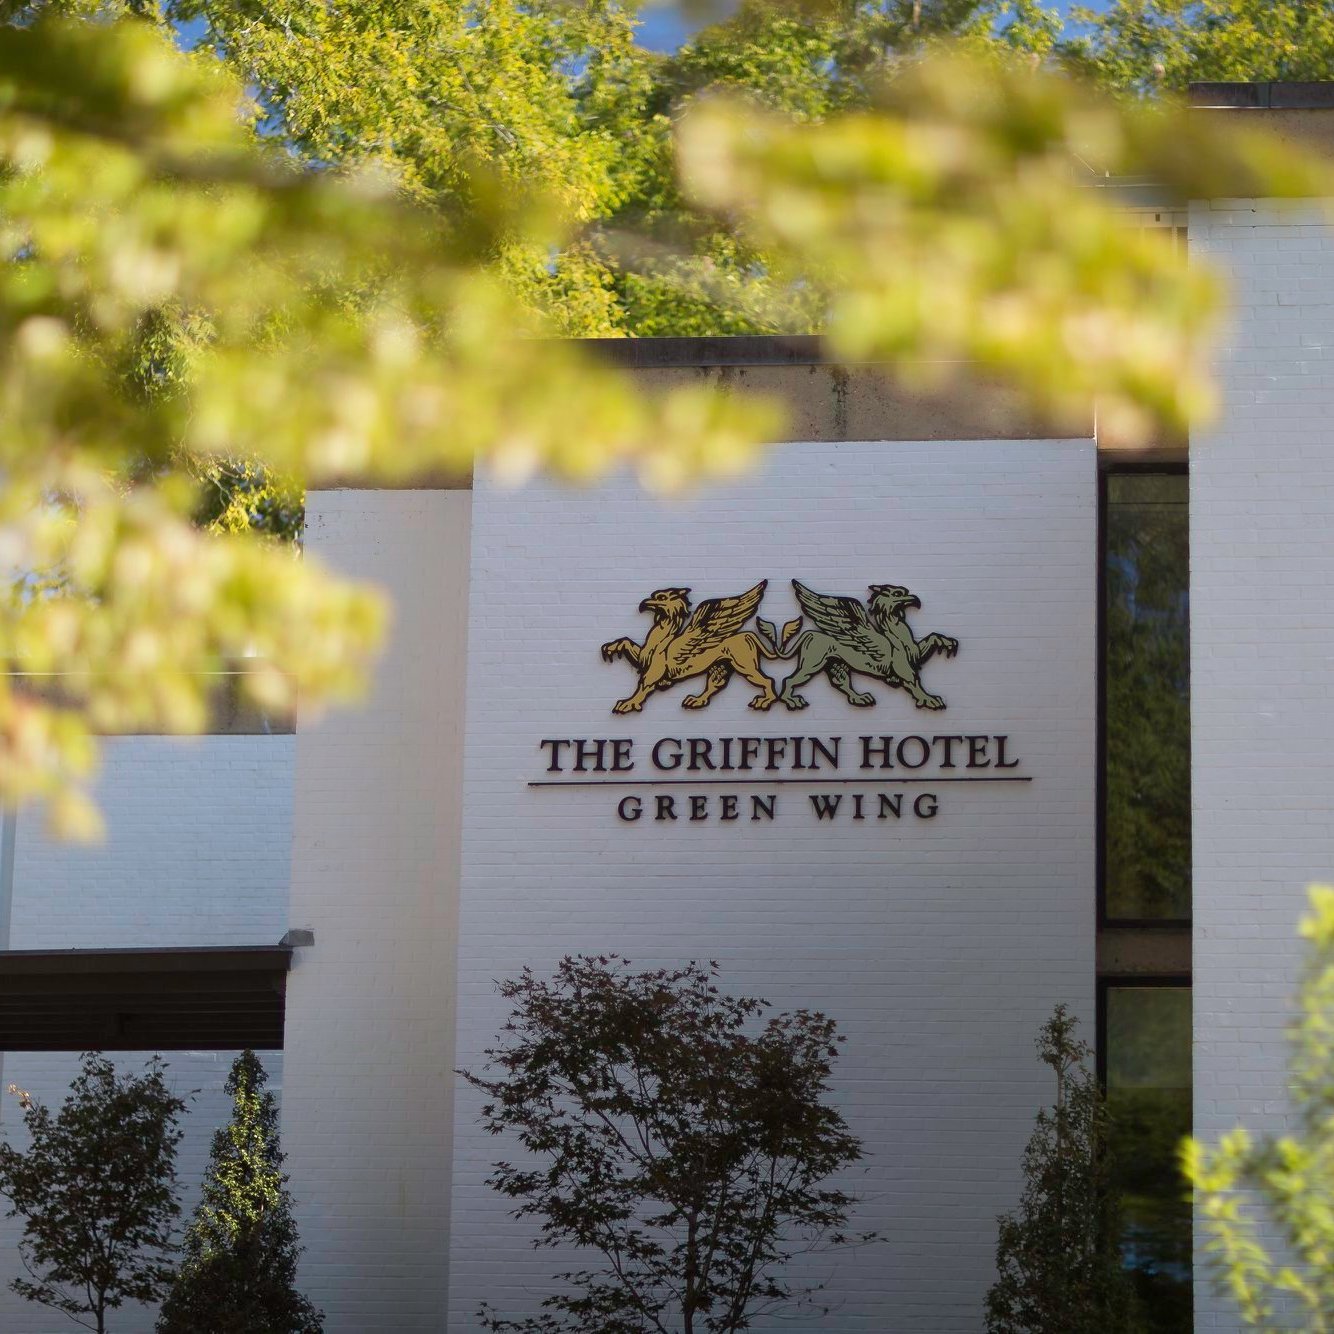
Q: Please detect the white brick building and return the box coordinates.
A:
[2,80,1331,1334]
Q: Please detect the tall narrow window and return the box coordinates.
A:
[1103,983,1192,1332]
[1102,470,1191,922]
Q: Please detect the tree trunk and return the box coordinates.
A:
[683,1213,697,1334]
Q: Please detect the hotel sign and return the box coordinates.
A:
[534,732,1027,823]
[530,578,1031,824]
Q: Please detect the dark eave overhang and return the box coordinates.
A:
[0,945,293,1051]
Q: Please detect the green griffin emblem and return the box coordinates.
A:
[755,580,959,711]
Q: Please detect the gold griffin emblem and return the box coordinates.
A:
[601,579,958,714]
[600,581,781,714]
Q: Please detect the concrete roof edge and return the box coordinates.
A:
[1189,81,1334,110]
[581,335,825,369]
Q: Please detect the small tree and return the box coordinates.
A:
[985,1006,1138,1334]
[1185,884,1334,1329]
[0,1052,187,1334]
[460,955,872,1333]
[157,1050,322,1334]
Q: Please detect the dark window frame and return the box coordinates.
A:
[1097,460,1191,929]
[1095,973,1193,1089]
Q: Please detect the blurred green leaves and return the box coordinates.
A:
[0,13,771,834]
[1186,886,1334,1332]
[678,56,1331,442]
[0,4,1329,834]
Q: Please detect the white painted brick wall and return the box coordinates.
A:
[0,734,295,1331]
[282,490,471,1333]
[9,735,294,950]
[1190,199,1334,1332]
[451,440,1097,1333]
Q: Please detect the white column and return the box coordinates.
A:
[1190,198,1334,1332]
[284,489,471,1332]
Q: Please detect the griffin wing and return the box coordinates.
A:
[672,580,767,657]
[792,581,874,641]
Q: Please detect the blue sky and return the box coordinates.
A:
[636,7,702,50]
[636,0,1108,52]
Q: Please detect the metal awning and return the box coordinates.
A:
[0,946,293,1051]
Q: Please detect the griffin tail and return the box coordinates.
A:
[754,616,804,658]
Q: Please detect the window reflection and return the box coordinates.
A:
[1104,471,1191,921]
[1105,984,1192,1333]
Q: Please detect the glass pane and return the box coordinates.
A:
[1104,472,1191,920]
[1106,986,1192,1333]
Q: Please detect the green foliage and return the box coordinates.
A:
[171,0,649,336]
[174,0,643,220]
[460,955,873,1333]
[121,302,305,542]
[157,1051,322,1334]
[1185,885,1334,1332]
[190,459,304,542]
[1103,473,1191,918]
[986,1006,1139,1334]
[0,1053,187,1334]
[159,0,1334,351]
[167,0,1075,341]
[1066,0,1334,97]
